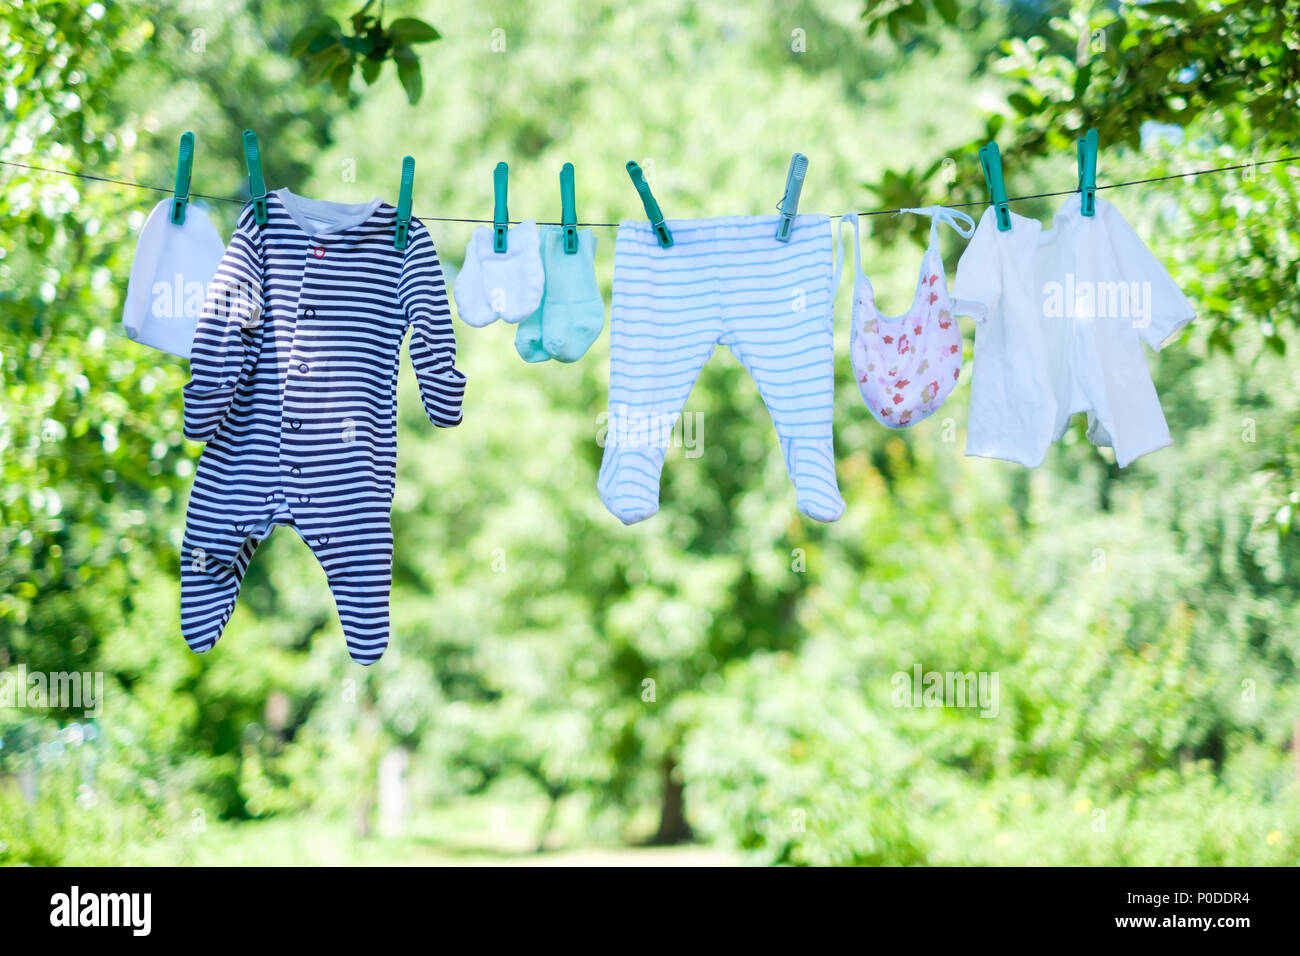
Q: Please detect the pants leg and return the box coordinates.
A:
[598,231,721,524]
[180,529,261,653]
[721,220,844,522]
[303,523,393,665]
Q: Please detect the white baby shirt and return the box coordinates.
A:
[122,198,226,358]
[951,195,1195,468]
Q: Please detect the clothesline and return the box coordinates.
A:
[2,156,1296,227]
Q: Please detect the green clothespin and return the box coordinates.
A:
[1077,128,1098,217]
[626,161,672,248]
[493,162,509,253]
[775,152,808,242]
[560,162,578,254]
[979,140,1011,232]
[170,131,194,225]
[394,155,415,250]
[243,129,268,225]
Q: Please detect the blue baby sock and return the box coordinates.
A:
[540,227,604,363]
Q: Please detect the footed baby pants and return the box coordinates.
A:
[597,214,843,524]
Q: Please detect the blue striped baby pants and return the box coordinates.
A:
[598,214,843,524]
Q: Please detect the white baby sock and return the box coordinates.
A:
[453,220,544,327]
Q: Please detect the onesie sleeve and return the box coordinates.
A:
[400,222,466,427]
[950,208,1002,323]
[182,205,263,441]
[1102,202,1196,350]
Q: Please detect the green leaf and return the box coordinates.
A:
[886,11,908,43]
[899,1,928,26]
[304,44,345,85]
[289,16,340,58]
[350,0,376,33]
[394,46,423,104]
[1073,62,1092,100]
[340,34,373,55]
[1140,2,1191,18]
[932,0,960,24]
[329,59,352,97]
[361,56,383,86]
[1007,92,1037,116]
[387,18,441,45]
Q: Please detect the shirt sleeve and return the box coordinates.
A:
[1102,201,1196,350]
[400,221,466,427]
[950,208,1002,323]
[182,205,263,441]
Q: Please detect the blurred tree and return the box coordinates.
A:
[0,0,352,831]
[3,0,1299,865]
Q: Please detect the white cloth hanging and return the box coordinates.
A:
[122,198,226,358]
[952,195,1195,468]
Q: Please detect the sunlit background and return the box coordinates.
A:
[2,0,1298,865]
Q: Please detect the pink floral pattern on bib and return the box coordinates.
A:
[849,248,962,428]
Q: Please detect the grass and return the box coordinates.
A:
[128,793,738,866]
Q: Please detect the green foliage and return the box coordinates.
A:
[2,0,1298,866]
[863,0,960,44]
[684,320,1300,864]
[290,2,441,103]
[1,0,362,849]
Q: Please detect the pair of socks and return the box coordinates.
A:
[515,225,606,363]
[452,220,545,327]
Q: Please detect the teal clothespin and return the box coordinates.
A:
[775,152,808,242]
[394,155,415,250]
[243,129,268,225]
[1077,128,1098,217]
[169,131,194,225]
[626,161,672,248]
[560,162,578,254]
[979,140,1011,232]
[493,162,509,253]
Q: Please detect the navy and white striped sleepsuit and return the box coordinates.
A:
[181,190,464,664]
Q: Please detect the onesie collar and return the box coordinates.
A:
[274,188,386,240]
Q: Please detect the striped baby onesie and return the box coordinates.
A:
[181,190,464,664]
[598,214,844,524]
